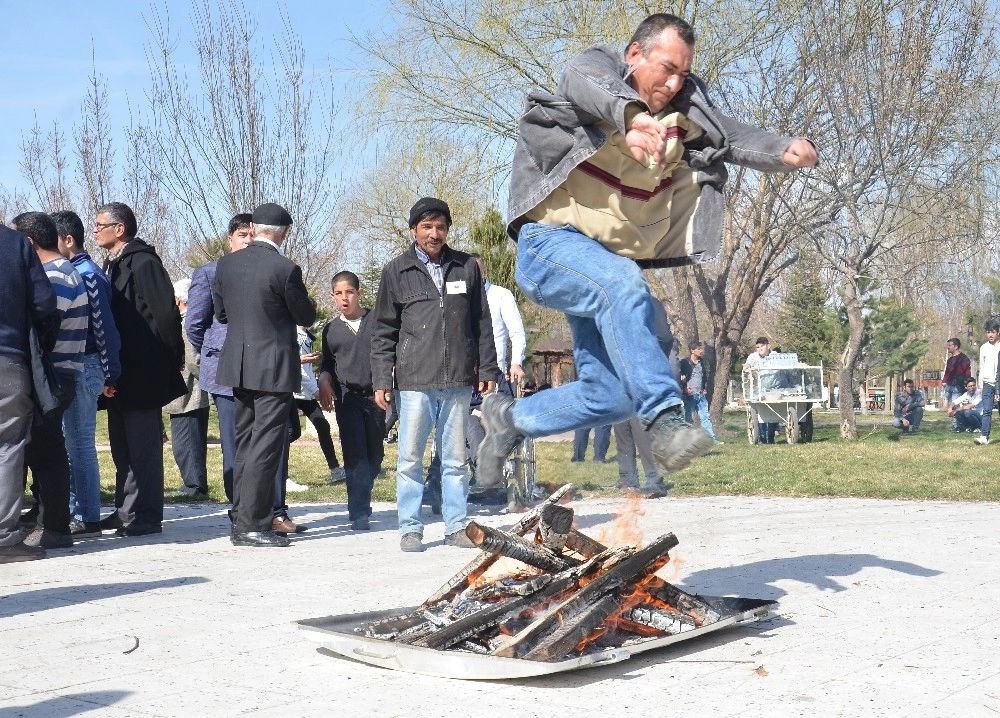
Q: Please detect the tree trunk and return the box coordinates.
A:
[838,279,865,439]
[669,266,699,346]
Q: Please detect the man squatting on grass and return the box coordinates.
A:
[475,13,818,485]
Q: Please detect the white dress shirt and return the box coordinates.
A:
[485,280,526,373]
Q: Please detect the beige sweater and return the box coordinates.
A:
[525,109,702,259]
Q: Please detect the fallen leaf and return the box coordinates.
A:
[755,665,769,677]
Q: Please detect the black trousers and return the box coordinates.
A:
[170,406,209,495]
[107,402,164,528]
[232,388,290,533]
[25,375,75,534]
[335,391,385,520]
[295,399,339,470]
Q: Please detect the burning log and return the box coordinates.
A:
[491,534,678,659]
[420,483,574,608]
[465,521,578,573]
[523,594,620,661]
[463,575,553,602]
[564,530,607,559]
[644,578,722,626]
[538,503,573,551]
[414,554,605,650]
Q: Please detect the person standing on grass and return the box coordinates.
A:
[744,337,779,444]
[317,271,386,531]
[679,341,721,444]
[294,325,346,485]
[975,320,1000,446]
[165,278,210,499]
[942,338,971,430]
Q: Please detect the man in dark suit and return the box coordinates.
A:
[213,203,316,547]
[96,202,186,537]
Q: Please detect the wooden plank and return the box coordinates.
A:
[465,522,578,573]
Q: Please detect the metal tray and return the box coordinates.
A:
[297,595,776,680]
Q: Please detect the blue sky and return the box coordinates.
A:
[0,0,388,191]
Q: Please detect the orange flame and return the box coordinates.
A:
[591,493,646,548]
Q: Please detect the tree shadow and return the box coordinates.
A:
[0,577,209,619]
[3,691,132,717]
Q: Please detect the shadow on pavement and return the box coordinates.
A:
[679,552,941,598]
[4,691,132,717]
[0,577,209,619]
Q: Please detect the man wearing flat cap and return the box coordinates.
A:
[213,203,316,547]
[372,197,498,553]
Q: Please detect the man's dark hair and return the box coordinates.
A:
[228,213,252,235]
[755,336,769,346]
[986,319,1000,332]
[903,378,914,387]
[331,270,360,290]
[626,13,696,54]
[50,210,86,251]
[689,340,703,351]
[948,337,961,349]
[12,212,59,251]
[966,376,977,385]
[97,202,137,239]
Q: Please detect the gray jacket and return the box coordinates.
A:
[507,44,801,267]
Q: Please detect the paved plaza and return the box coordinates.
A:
[2,494,999,717]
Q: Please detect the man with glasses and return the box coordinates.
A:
[96,202,185,537]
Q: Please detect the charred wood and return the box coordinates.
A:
[523,594,620,661]
[466,522,578,573]
[420,483,574,608]
[463,574,553,602]
[538,504,573,551]
[564,530,607,559]
[492,535,676,659]
[644,578,722,626]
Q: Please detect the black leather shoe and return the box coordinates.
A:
[99,512,125,530]
[231,530,291,547]
[115,523,162,537]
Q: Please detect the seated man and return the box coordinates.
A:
[948,377,982,433]
[892,378,925,433]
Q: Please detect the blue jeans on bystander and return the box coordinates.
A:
[395,388,472,537]
[63,353,105,523]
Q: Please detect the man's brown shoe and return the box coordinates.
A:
[272,515,299,535]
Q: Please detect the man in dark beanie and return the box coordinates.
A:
[213,202,316,547]
[372,197,497,553]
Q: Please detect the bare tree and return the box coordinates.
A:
[140,0,341,285]
[797,0,1000,438]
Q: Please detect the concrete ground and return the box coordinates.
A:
[2,494,999,718]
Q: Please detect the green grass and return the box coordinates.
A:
[80,408,1000,506]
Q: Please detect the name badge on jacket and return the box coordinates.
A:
[446,280,467,294]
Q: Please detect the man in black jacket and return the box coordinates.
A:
[97,202,186,537]
[372,198,498,553]
[213,203,316,547]
[678,341,720,443]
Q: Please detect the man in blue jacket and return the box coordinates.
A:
[52,210,122,538]
[477,13,817,488]
[0,224,58,563]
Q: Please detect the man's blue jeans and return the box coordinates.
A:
[944,385,960,429]
[63,353,105,522]
[512,223,682,437]
[396,388,471,537]
[682,392,718,441]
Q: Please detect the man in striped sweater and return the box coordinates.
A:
[52,210,122,537]
[13,212,88,549]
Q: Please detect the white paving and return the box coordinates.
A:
[2,495,999,718]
